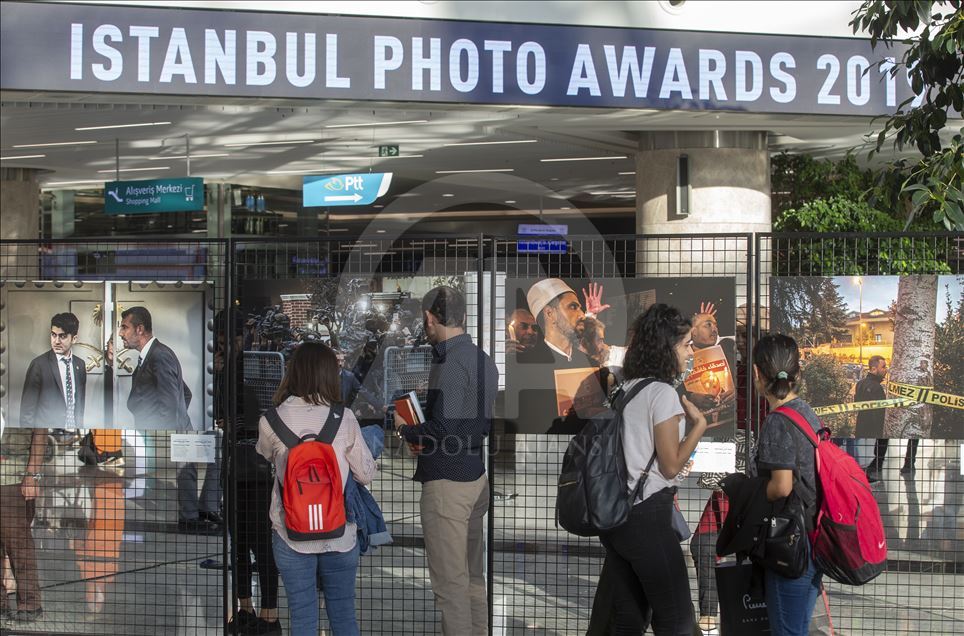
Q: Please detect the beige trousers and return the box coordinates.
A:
[419,475,489,636]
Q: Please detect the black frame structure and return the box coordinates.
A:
[0,232,960,635]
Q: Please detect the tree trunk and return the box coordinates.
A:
[884,275,938,438]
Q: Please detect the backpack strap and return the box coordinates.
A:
[266,404,346,447]
[317,405,345,445]
[265,407,302,449]
[772,405,820,447]
[612,377,657,411]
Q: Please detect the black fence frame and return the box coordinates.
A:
[0,231,960,635]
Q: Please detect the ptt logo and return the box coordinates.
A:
[324,177,345,191]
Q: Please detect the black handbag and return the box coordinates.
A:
[761,493,808,579]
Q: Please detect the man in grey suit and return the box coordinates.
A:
[118,306,221,535]
[2,312,86,623]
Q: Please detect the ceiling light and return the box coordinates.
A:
[376,229,386,233]
[379,154,424,159]
[442,194,455,197]
[505,200,516,204]
[327,228,350,232]
[44,179,105,186]
[148,153,230,160]
[325,120,428,129]
[97,166,170,173]
[619,171,636,175]
[541,156,629,162]
[75,121,171,131]
[436,168,514,174]
[561,206,572,210]
[13,141,97,148]
[224,139,315,147]
[589,191,636,196]
[442,140,537,147]
[1,154,45,160]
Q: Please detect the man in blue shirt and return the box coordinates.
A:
[394,286,498,636]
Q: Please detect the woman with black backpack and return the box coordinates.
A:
[599,304,709,635]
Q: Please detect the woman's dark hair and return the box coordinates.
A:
[272,342,343,407]
[623,304,692,384]
[753,334,800,400]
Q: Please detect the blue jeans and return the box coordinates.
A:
[272,531,360,636]
[765,554,823,636]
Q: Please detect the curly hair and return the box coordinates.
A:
[622,304,692,384]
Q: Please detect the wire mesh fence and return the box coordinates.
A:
[0,239,229,636]
[1,233,960,635]
[757,232,964,636]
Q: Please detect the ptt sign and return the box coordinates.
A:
[303,172,393,207]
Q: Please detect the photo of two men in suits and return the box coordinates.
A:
[1,312,86,622]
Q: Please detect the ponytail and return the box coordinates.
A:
[754,335,800,400]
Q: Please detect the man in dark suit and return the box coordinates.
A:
[118,306,221,534]
[2,312,86,623]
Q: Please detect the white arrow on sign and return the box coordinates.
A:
[324,193,363,203]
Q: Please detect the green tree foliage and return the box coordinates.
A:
[933,285,964,436]
[800,353,855,409]
[771,278,851,347]
[851,1,964,230]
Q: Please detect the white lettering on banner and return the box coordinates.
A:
[817,53,841,104]
[769,52,796,103]
[286,32,315,88]
[205,29,236,84]
[484,40,512,93]
[449,38,479,93]
[659,48,692,99]
[881,57,896,107]
[374,35,403,89]
[246,30,276,86]
[698,49,727,101]
[568,44,600,96]
[847,55,870,105]
[735,50,763,101]
[412,36,441,91]
[604,45,654,98]
[160,27,196,83]
[326,33,350,88]
[70,23,84,80]
[516,41,546,95]
[92,24,123,81]
[49,15,920,110]
[130,25,159,82]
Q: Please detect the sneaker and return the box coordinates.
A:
[101,454,124,467]
[900,463,916,475]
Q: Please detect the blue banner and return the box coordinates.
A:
[303,173,393,207]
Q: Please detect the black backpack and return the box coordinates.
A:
[556,378,656,537]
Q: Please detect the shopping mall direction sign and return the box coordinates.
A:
[0,2,926,117]
[104,177,204,215]
[303,173,393,207]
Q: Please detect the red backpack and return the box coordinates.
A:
[774,406,887,585]
[266,405,347,541]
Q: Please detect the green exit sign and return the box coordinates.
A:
[104,177,204,215]
[378,145,399,157]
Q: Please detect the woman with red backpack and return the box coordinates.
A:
[256,342,377,636]
[752,335,824,636]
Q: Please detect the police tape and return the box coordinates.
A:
[887,380,964,411]
[812,398,916,417]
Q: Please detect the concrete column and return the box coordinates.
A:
[0,167,42,280]
[51,190,76,238]
[635,131,770,277]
